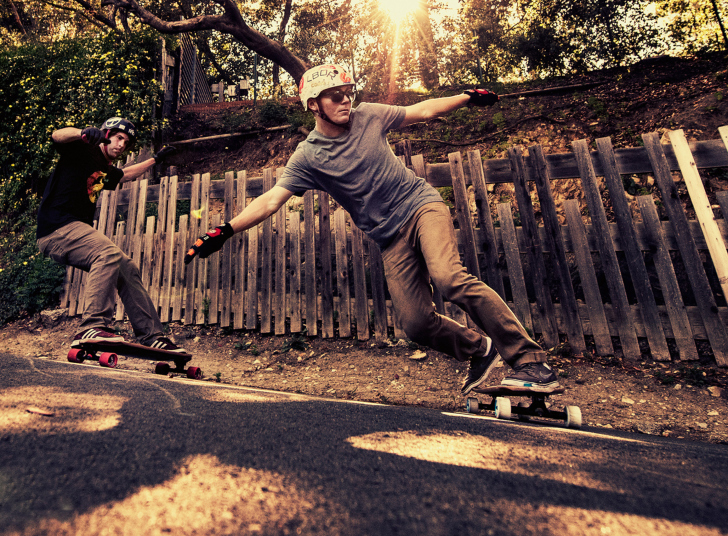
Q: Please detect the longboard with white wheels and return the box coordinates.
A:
[67,340,203,380]
[465,385,581,429]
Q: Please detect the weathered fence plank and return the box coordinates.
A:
[530,144,586,353]
[468,150,506,298]
[508,146,559,346]
[637,196,699,361]
[208,213,222,325]
[195,173,211,325]
[572,140,641,361]
[596,137,670,361]
[497,202,532,332]
[245,224,259,330]
[351,222,369,341]
[160,176,179,323]
[289,210,302,334]
[150,177,168,310]
[274,169,288,336]
[367,237,389,342]
[233,171,247,330]
[563,200,614,356]
[319,191,335,338]
[260,169,274,334]
[173,215,187,322]
[303,191,317,336]
[221,171,235,327]
[449,152,480,278]
[334,209,351,338]
[184,174,201,325]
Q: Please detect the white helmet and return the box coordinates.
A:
[299,64,356,111]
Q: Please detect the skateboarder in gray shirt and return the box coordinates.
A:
[185,63,559,394]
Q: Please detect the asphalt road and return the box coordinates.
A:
[2,352,728,536]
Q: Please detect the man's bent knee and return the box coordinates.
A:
[400,310,438,345]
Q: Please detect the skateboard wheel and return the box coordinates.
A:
[155,362,171,375]
[187,366,203,380]
[466,397,480,413]
[517,401,531,421]
[67,348,87,363]
[566,406,582,429]
[494,397,511,420]
[99,352,118,368]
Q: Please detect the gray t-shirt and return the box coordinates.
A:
[277,102,444,249]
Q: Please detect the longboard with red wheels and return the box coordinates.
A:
[67,340,202,380]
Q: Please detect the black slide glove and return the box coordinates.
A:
[154,146,177,163]
[465,89,499,107]
[81,127,110,145]
[184,223,234,264]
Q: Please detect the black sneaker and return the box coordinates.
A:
[72,328,124,347]
[149,337,187,354]
[461,338,501,395]
[501,362,559,392]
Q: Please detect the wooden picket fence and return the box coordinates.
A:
[60,127,728,365]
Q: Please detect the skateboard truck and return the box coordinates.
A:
[466,386,582,429]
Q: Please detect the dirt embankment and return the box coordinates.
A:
[5,314,728,445]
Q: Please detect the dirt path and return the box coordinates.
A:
[6,312,728,445]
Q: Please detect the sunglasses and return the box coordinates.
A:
[322,88,356,103]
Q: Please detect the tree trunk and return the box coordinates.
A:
[414,0,439,89]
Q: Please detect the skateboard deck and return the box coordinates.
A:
[67,340,202,379]
[466,385,581,429]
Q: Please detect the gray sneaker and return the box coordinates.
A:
[461,338,501,395]
[501,362,559,392]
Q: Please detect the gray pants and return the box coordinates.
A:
[382,202,546,367]
[37,221,162,344]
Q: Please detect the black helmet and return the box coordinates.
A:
[100,117,137,146]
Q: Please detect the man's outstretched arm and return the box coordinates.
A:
[184,185,293,264]
[400,90,499,128]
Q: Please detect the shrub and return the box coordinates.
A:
[0,212,66,324]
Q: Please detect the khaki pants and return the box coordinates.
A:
[382,202,545,367]
[37,221,162,344]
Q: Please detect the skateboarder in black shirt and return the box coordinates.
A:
[37,117,185,352]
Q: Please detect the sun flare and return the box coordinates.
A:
[379,0,421,23]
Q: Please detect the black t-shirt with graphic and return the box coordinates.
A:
[37,140,124,239]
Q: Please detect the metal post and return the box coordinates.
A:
[254,54,259,107]
[473,30,483,84]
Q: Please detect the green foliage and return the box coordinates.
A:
[0,31,159,223]
[438,187,455,208]
[0,31,159,325]
[259,101,290,126]
[492,112,506,130]
[0,212,66,325]
[655,0,728,54]
[654,370,677,386]
[281,333,309,353]
[587,96,608,119]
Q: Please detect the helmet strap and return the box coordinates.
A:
[313,97,352,131]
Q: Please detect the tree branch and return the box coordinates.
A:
[97,0,309,81]
[47,0,117,29]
